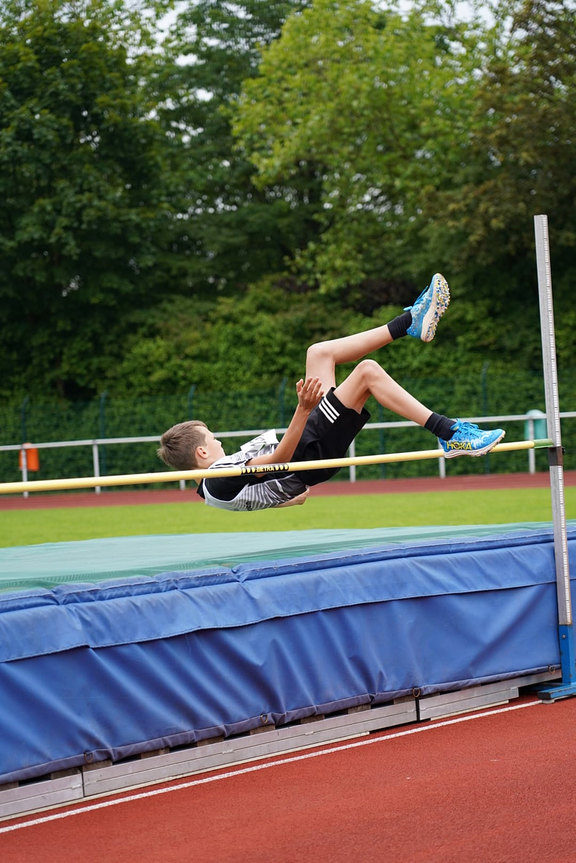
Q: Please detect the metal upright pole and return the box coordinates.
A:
[534,214,576,699]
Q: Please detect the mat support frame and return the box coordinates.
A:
[0,670,560,822]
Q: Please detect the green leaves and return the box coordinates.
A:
[231,0,575,327]
[0,0,574,401]
[157,0,314,296]
[231,0,487,292]
[0,0,178,397]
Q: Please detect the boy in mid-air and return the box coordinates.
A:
[158,274,505,511]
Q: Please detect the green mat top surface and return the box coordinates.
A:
[0,522,559,592]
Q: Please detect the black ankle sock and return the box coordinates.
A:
[388,311,412,340]
[425,412,455,441]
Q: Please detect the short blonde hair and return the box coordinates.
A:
[157,420,208,470]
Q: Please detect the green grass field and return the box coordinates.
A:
[2,486,575,547]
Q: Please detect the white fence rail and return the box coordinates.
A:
[2,412,574,497]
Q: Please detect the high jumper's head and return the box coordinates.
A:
[157,420,225,471]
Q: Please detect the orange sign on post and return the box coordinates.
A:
[19,445,39,472]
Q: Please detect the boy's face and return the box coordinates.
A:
[198,428,225,465]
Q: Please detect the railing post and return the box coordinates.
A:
[349,440,356,483]
[93,442,101,495]
[438,454,446,479]
[377,405,386,479]
[98,392,108,483]
[20,446,29,499]
[20,399,30,498]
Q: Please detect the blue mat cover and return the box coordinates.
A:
[0,525,574,784]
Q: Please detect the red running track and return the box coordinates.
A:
[1,697,576,862]
[2,470,575,510]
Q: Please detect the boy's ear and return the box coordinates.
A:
[195,444,207,462]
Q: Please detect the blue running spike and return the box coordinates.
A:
[440,421,506,458]
[406,273,450,342]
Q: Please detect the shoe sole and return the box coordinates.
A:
[442,430,506,458]
[420,274,450,342]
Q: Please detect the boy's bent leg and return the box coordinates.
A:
[305,272,450,391]
[334,360,506,456]
[306,324,394,392]
[334,360,433,425]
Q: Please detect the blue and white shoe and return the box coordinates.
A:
[440,421,506,458]
[406,273,450,342]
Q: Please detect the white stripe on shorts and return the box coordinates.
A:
[318,395,340,424]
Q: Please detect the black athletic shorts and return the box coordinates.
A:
[293,387,370,486]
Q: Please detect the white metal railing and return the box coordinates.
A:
[2,412,574,497]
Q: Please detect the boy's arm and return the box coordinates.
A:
[246,377,323,468]
[275,489,310,507]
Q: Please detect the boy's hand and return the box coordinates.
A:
[296,377,324,412]
[247,378,322,469]
[276,488,310,507]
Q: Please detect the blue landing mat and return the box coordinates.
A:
[0,523,574,784]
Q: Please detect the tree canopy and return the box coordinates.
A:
[0,0,179,397]
[0,0,574,402]
[232,1,576,300]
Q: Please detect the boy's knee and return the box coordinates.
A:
[357,358,385,381]
[306,342,330,366]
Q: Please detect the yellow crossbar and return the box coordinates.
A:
[0,439,553,495]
